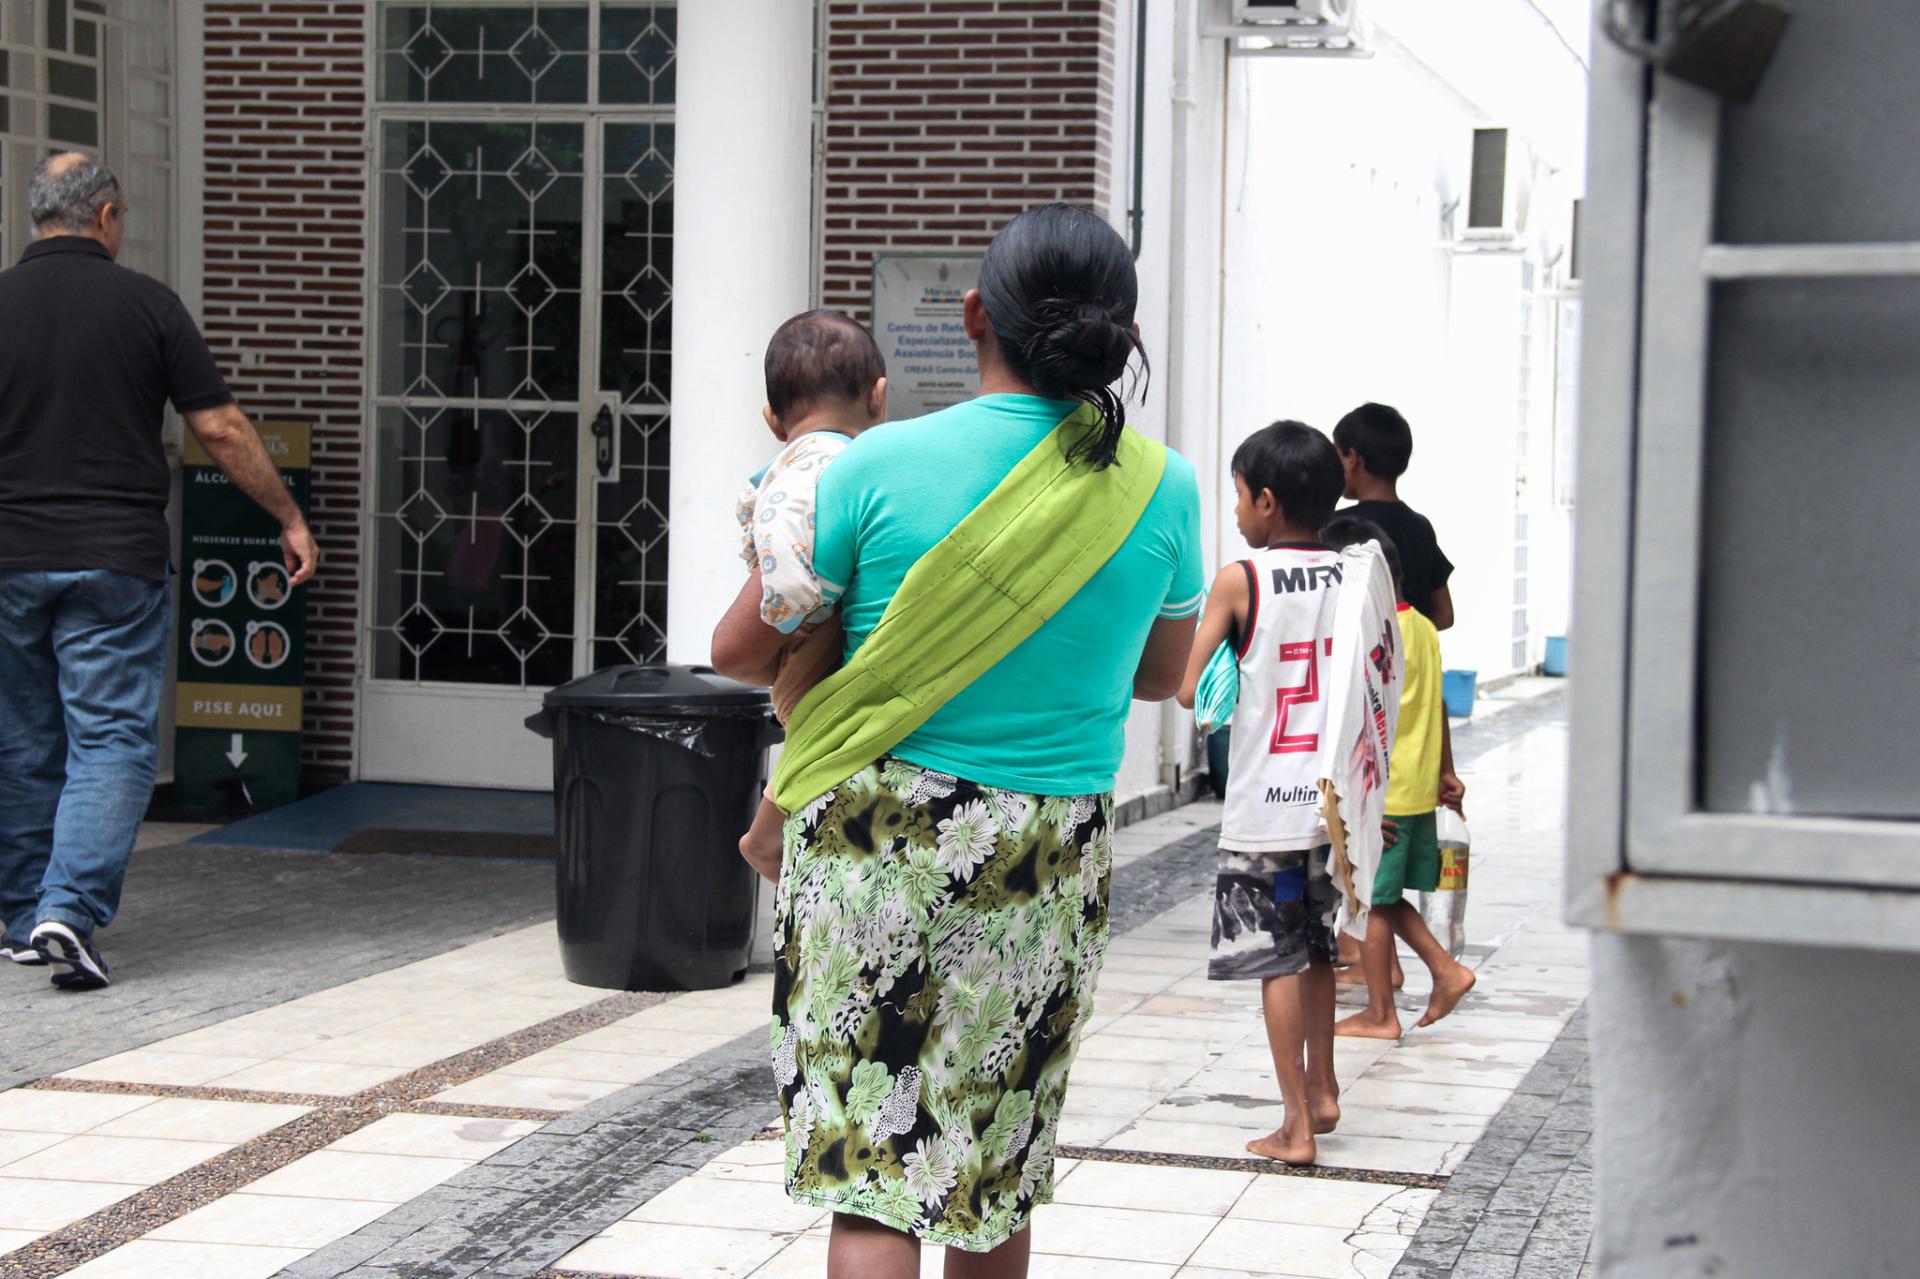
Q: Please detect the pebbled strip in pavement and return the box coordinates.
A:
[274,690,1572,1278]
[0,845,554,1090]
[0,991,666,1279]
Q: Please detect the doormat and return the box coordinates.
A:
[330,828,557,859]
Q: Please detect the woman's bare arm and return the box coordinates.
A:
[1135,614,1199,702]
[711,569,788,687]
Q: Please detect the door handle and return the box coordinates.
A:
[590,405,615,479]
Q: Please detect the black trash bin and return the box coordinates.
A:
[527,664,780,992]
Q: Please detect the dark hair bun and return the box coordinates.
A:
[977,204,1151,468]
[1024,298,1133,396]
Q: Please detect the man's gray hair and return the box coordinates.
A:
[30,154,121,232]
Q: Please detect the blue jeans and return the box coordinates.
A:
[0,569,171,939]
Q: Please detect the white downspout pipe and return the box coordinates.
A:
[1158,0,1203,799]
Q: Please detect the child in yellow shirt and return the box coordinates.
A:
[1322,516,1476,1038]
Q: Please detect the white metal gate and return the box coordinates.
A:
[360,1,676,788]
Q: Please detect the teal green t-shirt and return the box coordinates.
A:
[812,394,1205,796]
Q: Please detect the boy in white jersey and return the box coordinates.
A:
[1179,421,1353,1166]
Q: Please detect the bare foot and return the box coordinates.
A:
[1335,969,1368,991]
[1310,1093,1341,1134]
[1416,963,1478,1027]
[1247,1127,1316,1165]
[1334,1007,1403,1040]
[1391,957,1406,990]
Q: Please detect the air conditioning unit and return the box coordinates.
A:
[1231,0,1356,33]
[1464,126,1533,240]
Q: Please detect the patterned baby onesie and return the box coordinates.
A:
[736,430,853,634]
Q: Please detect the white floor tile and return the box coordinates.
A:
[498,1046,685,1084]
[557,1220,793,1278]
[241,1149,472,1203]
[0,1226,43,1253]
[59,1050,263,1088]
[0,1177,137,1231]
[1052,1161,1254,1216]
[0,1134,230,1185]
[211,1059,401,1097]
[329,1113,542,1161]
[150,1192,393,1248]
[1029,1202,1217,1266]
[60,1238,308,1279]
[93,1098,309,1144]
[1340,1078,1516,1118]
[1227,1175,1397,1228]
[624,1176,825,1232]
[428,1071,627,1112]
[0,1130,68,1168]
[0,1090,157,1135]
[1029,1257,1178,1278]
[284,1034,474,1069]
[1186,1218,1364,1278]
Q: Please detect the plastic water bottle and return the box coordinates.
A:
[1419,808,1470,959]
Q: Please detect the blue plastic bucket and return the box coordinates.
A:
[1442,669,1477,718]
[1543,635,1568,677]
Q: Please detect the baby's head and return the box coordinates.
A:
[763,309,888,442]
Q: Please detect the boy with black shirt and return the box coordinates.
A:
[1332,403,1455,631]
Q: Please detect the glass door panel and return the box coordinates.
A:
[589,118,674,668]
[369,117,587,689]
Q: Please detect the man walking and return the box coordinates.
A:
[0,153,318,990]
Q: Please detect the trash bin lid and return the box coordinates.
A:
[542,664,771,715]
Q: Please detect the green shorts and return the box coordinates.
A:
[1373,811,1441,904]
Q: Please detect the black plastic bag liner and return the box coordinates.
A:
[525,665,779,755]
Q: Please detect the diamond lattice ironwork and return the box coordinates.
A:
[509,147,557,201]
[402,261,450,314]
[507,377,549,405]
[500,608,550,660]
[623,150,672,202]
[395,603,442,655]
[503,494,554,546]
[510,25,560,81]
[625,25,674,79]
[402,145,450,199]
[507,262,557,316]
[403,25,453,79]
[396,491,446,541]
[622,266,669,321]
[618,499,668,553]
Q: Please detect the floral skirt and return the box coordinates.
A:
[772,757,1114,1252]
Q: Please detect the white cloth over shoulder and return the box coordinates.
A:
[734,430,852,634]
[1316,540,1403,940]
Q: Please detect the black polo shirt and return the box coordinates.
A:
[0,237,233,581]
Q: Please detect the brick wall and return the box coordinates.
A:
[201,2,367,783]
[822,0,1122,321]
[190,1,1121,787]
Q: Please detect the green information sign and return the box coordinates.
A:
[172,421,310,813]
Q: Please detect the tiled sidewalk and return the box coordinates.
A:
[540,712,1578,1279]
[0,691,1579,1279]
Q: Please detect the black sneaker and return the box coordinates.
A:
[29,920,109,990]
[0,934,48,967]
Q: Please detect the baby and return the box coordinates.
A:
[734,310,888,877]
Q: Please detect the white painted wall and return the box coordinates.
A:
[664,0,816,665]
[1590,933,1920,1276]
[1111,0,1233,809]
[1213,5,1587,684]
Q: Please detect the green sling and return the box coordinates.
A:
[770,403,1169,813]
